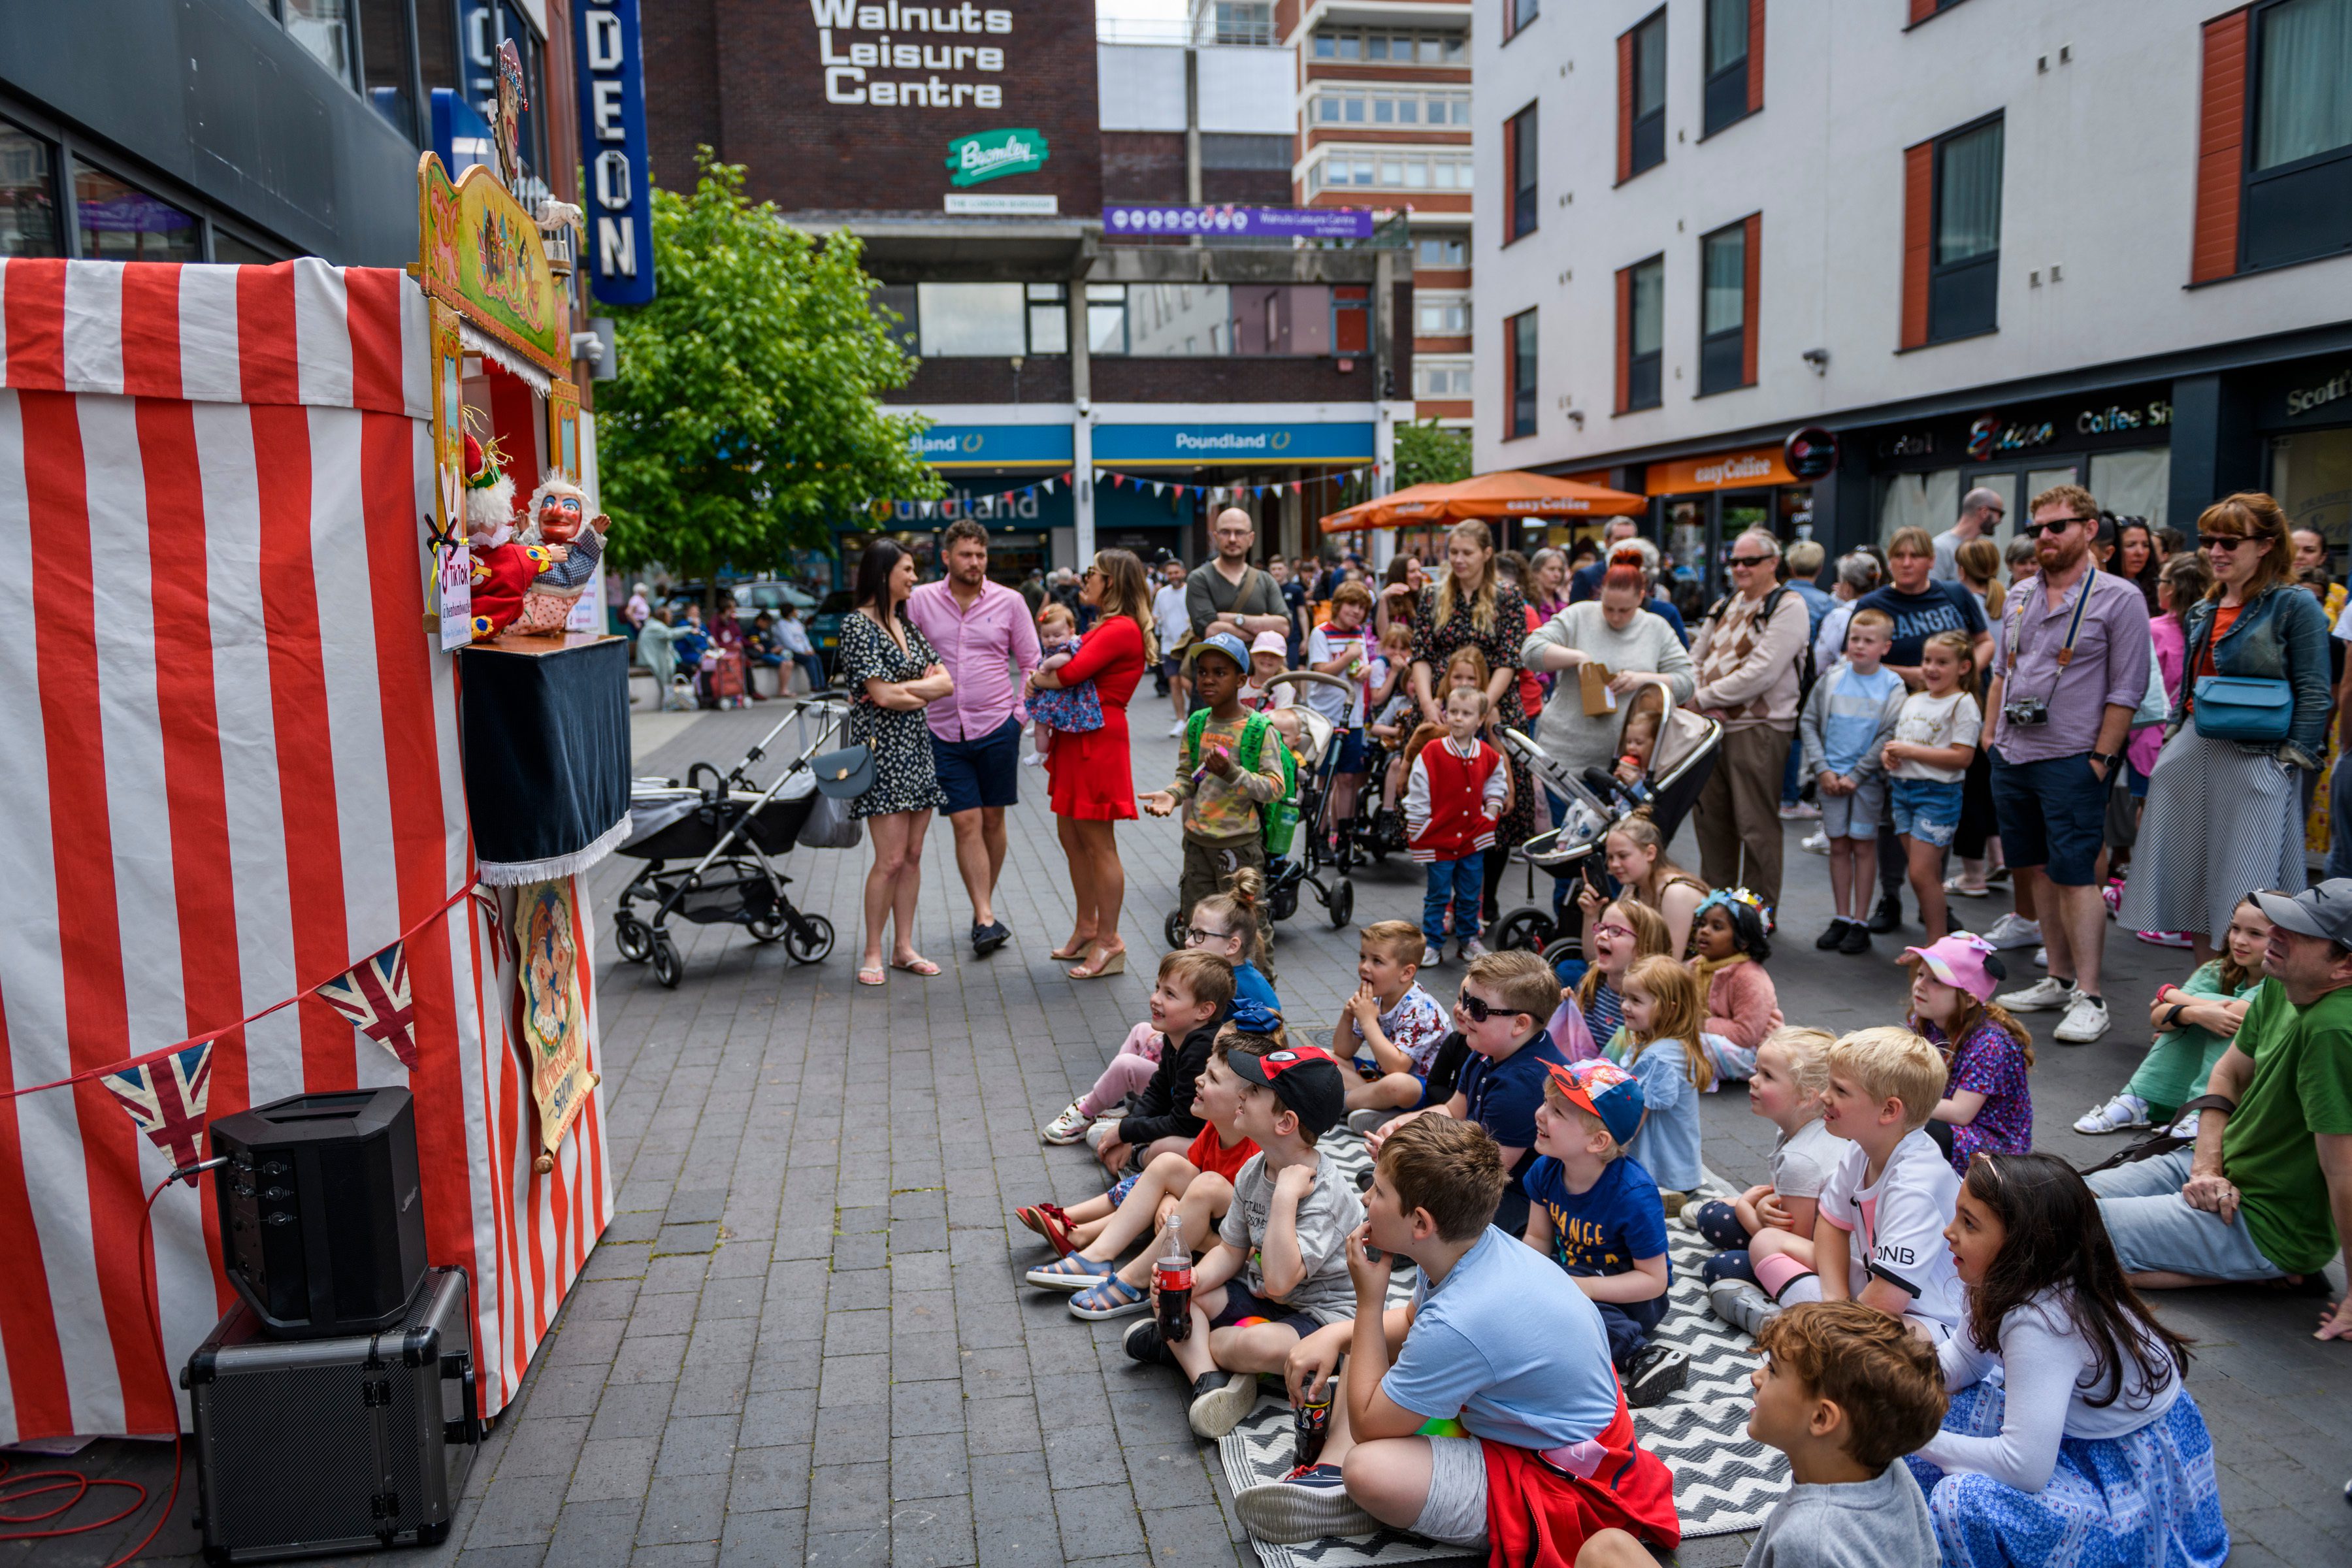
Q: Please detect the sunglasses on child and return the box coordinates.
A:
[1456,988,1532,1024]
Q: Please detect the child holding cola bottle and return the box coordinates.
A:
[1128,1043,1360,1443]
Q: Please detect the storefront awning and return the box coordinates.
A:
[1319,470,1646,534]
[1643,446,1799,495]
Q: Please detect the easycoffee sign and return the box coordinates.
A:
[813,0,1017,108]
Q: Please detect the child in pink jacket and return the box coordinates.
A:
[1690,889,1780,1083]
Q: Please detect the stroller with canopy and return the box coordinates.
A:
[612,693,849,987]
[1489,676,1722,957]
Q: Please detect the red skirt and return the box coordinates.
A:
[1047,707,1136,821]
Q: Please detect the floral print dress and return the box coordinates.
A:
[838,610,947,820]
[1928,1017,2034,1175]
[1411,582,1535,851]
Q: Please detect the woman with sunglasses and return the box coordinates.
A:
[2120,494,2331,964]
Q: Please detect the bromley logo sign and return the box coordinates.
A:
[946,128,1047,186]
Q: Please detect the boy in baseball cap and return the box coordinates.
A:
[1147,632,1292,932]
[1134,1043,1366,1441]
[1524,1060,1687,1407]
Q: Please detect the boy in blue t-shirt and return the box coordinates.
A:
[1523,1060,1686,1408]
[1799,607,1906,954]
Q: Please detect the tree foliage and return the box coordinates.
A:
[596,151,943,579]
[1393,419,1474,490]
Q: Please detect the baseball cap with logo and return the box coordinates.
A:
[2254,879,2352,947]
[1544,1058,1646,1148]
[1186,631,1249,672]
[1229,1043,1348,1139]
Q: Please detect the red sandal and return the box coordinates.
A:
[1015,1203,1075,1256]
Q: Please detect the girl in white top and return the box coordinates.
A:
[1905,1151,2228,1568]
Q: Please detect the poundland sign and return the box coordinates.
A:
[812,0,1019,107]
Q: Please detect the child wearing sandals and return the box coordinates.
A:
[1688,887,1780,1083]
[2074,894,2268,1142]
[1906,1152,2228,1568]
[1021,1026,1275,1319]
[1602,955,1709,1215]
[1086,954,1241,1179]
[1695,1027,1840,1334]
[1902,934,2034,1178]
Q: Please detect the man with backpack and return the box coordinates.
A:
[1144,632,1295,941]
[1687,529,1811,919]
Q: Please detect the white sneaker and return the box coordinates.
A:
[2166,1109,2202,1139]
[1166,719,1186,737]
[2072,1093,2150,1135]
[1040,1102,1090,1144]
[2033,946,2048,968]
[2001,975,2078,1011]
[1460,936,1490,960]
[1982,913,2042,949]
[1799,830,1829,855]
[1422,943,1443,966]
[2054,994,2112,1044]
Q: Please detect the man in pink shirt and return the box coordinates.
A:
[906,519,1043,956]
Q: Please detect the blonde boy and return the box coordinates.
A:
[1749,1027,1962,1341]
[1334,921,1450,1119]
[1799,606,1904,952]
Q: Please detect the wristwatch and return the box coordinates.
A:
[2090,751,2123,772]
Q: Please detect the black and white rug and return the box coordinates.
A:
[1215,1139,1787,1567]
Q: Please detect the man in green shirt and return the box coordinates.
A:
[2089,881,2352,1342]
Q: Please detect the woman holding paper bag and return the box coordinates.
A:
[1522,547,1696,811]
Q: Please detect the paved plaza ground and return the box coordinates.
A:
[33,702,2352,1567]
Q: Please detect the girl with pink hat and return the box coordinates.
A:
[1901,934,2035,1177]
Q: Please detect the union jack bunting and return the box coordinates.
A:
[101,1041,214,1173]
[316,939,419,1069]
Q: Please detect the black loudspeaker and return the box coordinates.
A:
[209,1088,428,1339]
[186,1266,480,1563]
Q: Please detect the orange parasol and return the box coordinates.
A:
[1316,482,1454,535]
[1319,470,1646,534]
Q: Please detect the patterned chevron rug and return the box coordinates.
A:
[1216,1137,1785,1567]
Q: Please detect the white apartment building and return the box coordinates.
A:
[1474,0,2352,593]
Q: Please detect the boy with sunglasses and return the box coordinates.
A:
[1367,949,1568,1236]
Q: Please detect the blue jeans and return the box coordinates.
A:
[795,653,826,691]
[1422,855,1484,943]
[2085,1149,2284,1281]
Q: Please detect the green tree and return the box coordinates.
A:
[596,151,941,592]
[1393,419,1473,490]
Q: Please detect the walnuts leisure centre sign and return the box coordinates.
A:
[812,0,1019,108]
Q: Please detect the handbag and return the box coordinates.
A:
[2189,675,2293,744]
[811,743,875,798]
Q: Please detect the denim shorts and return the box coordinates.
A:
[2086,1149,2285,1282]
[1989,749,2108,885]
[1889,777,1965,848]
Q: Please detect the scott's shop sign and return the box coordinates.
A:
[945,128,1048,186]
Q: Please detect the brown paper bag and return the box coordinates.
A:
[1579,661,1617,717]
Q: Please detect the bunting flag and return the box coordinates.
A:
[315,939,420,1070]
[101,1042,214,1175]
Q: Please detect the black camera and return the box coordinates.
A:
[2003,697,2048,727]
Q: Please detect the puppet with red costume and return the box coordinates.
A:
[461,430,549,640]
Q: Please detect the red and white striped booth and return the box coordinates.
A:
[0,255,610,1445]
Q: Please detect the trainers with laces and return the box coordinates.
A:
[2001,975,2078,1011]
[2073,1093,2151,1135]
[2033,946,2048,968]
[1233,1463,1377,1544]
[2136,930,2195,949]
[1167,719,1187,737]
[1868,894,1903,934]
[1188,1370,1259,1439]
[1799,830,1829,855]
[2055,994,2112,1044]
[1778,800,1821,820]
[1460,936,1490,960]
[1040,1102,1091,1145]
[1982,913,2042,949]
[1122,1318,1175,1367]
[1709,1279,1779,1337]
[1838,921,1874,956]
[1347,1107,1399,1136]
[1625,1344,1688,1408]
[1816,919,1850,951]
[1421,944,1443,966]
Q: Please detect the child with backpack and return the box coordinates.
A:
[1145,632,1294,931]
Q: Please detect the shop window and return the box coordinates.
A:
[2272,428,2352,563]
[2243,0,2352,270]
[1928,116,2002,342]
[2089,448,2171,529]
[1703,0,1752,137]
[1878,469,1961,549]
[1620,255,1663,412]
[1505,104,1539,243]
[1621,10,1668,182]
[1698,221,1746,395]
[73,159,201,264]
[1505,308,1538,438]
[0,120,63,257]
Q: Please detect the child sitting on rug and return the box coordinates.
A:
[1129,1043,1361,1442]
[1234,1116,1680,1558]
[1688,887,1781,1083]
[1020,1026,1272,1319]
[2074,892,2268,1141]
[1603,955,1710,1215]
[1556,896,1671,1060]
[1585,1302,1946,1568]
[1186,865,1282,1015]
[1902,935,2034,1177]
[1743,1028,1963,1343]
[1523,1060,1688,1408]
[1697,1028,1839,1331]
[1333,920,1450,1119]
[1075,953,1238,1180]
[1906,1153,2227,1568]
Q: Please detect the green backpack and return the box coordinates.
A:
[1183,710,1299,858]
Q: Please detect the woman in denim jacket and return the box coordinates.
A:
[2121,493,2330,962]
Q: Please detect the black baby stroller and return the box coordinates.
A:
[612,693,849,987]
[1160,668,1358,948]
[1489,676,1722,957]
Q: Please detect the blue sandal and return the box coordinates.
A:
[1068,1276,1151,1320]
[1024,1253,1114,1290]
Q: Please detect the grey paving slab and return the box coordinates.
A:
[59,707,2352,1567]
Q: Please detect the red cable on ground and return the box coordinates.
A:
[0,1177,189,1561]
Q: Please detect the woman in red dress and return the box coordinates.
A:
[1028,549,1151,979]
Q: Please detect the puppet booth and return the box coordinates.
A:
[0,99,625,1451]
